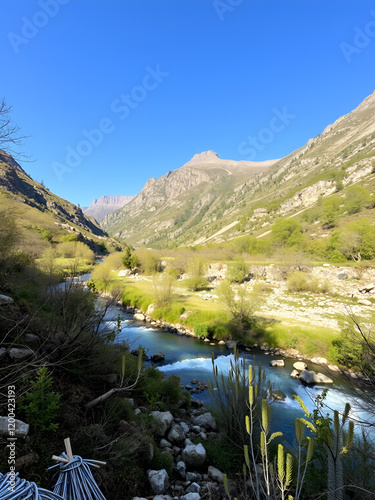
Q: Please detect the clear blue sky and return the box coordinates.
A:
[2,0,375,206]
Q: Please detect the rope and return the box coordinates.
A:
[48,453,106,500]
[0,472,65,500]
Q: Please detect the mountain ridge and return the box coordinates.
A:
[83,194,135,222]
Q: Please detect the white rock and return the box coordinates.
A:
[328,364,341,372]
[181,494,200,500]
[147,469,169,495]
[293,361,307,371]
[299,370,333,385]
[290,369,300,379]
[176,460,186,479]
[193,413,216,431]
[208,465,224,483]
[311,357,328,365]
[134,313,145,321]
[0,294,14,305]
[8,348,33,360]
[186,482,200,493]
[151,411,173,437]
[167,423,186,445]
[179,421,190,434]
[0,417,29,438]
[358,299,371,306]
[270,359,284,367]
[181,443,206,468]
[159,439,172,448]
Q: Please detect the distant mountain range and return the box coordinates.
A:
[83,195,135,222]
[100,90,375,248]
[101,150,278,246]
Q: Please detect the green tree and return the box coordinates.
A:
[271,219,303,248]
[227,257,249,283]
[340,219,375,261]
[344,186,371,215]
[321,196,341,228]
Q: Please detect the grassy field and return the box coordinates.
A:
[115,276,339,359]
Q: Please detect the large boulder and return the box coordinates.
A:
[293,361,307,371]
[225,341,237,350]
[151,411,173,437]
[290,369,300,379]
[208,465,224,483]
[193,413,216,431]
[270,359,284,367]
[147,469,169,495]
[0,294,14,305]
[167,423,186,445]
[181,443,206,468]
[134,313,145,321]
[299,370,333,385]
[0,417,29,438]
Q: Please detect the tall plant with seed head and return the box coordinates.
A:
[294,393,354,500]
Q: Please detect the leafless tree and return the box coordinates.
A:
[0,98,28,158]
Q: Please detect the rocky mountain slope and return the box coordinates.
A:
[101,151,277,246]
[103,90,375,248]
[83,195,135,222]
[0,150,107,238]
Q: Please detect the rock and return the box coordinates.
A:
[311,357,328,365]
[293,361,307,371]
[151,352,166,362]
[181,443,206,468]
[151,411,173,436]
[290,369,300,379]
[15,452,38,470]
[314,373,334,384]
[160,439,172,448]
[271,390,287,401]
[208,465,224,483]
[187,482,201,493]
[299,370,333,385]
[124,398,134,406]
[191,379,198,384]
[133,313,146,321]
[147,469,169,495]
[218,340,226,345]
[193,413,216,431]
[270,359,284,367]
[181,494,200,500]
[153,496,172,500]
[176,460,186,479]
[0,294,14,305]
[132,497,147,500]
[8,348,33,360]
[328,364,341,372]
[180,422,190,434]
[225,341,237,350]
[24,334,38,343]
[0,348,6,358]
[358,299,372,306]
[337,273,348,280]
[0,417,29,438]
[167,424,186,445]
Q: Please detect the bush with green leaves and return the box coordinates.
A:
[227,257,250,283]
[18,367,61,432]
[287,271,320,293]
[271,219,304,248]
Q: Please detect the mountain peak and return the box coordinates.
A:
[184,150,220,166]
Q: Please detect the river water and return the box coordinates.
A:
[100,302,373,440]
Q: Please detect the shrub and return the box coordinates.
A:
[227,258,249,283]
[194,323,210,338]
[184,276,209,291]
[18,367,61,433]
[151,447,174,475]
[287,271,320,293]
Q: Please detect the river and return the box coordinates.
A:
[100,302,374,440]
